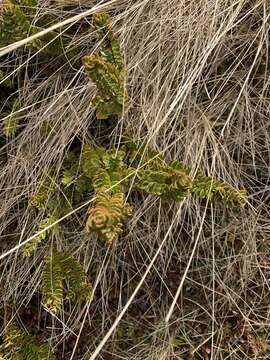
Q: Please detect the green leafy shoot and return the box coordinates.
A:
[41,251,92,313]
[82,12,127,119]
[0,324,55,359]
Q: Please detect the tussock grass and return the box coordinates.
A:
[1,0,270,359]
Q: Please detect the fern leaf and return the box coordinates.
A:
[191,171,246,208]
[61,170,76,187]
[30,174,70,215]
[81,144,105,179]
[0,0,77,59]
[82,12,127,119]
[30,175,56,210]
[59,253,92,301]
[0,324,55,359]
[122,135,165,171]
[93,12,124,71]
[82,54,126,119]
[0,0,31,46]
[41,251,92,313]
[41,253,63,313]
[23,214,60,257]
[81,144,127,193]
[86,190,132,243]
[134,167,192,201]
[123,136,246,207]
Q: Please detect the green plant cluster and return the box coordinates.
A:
[42,251,92,313]
[28,138,246,252]
[0,324,55,359]
[23,213,60,257]
[82,12,127,119]
[81,145,133,243]
[0,0,75,57]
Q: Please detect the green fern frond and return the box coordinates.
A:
[61,170,76,187]
[81,144,127,193]
[82,12,127,119]
[82,54,127,119]
[0,0,77,59]
[30,173,71,216]
[122,135,165,172]
[0,69,20,137]
[86,190,132,243]
[0,326,23,356]
[123,137,246,207]
[102,148,126,171]
[30,175,57,211]
[123,139,192,200]
[0,0,31,46]
[30,191,49,210]
[81,144,132,242]
[135,168,192,201]
[59,252,92,301]
[191,170,247,208]
[93,12,124,71]
[81,144,105,178]
[91,167,124,194]
[92,169,115,191]
[60,150,82,188]
[0,324,55,359]
[42,253,63,313]
[41,251,92,313]
[81,145,126,175]
[23,214,60,257]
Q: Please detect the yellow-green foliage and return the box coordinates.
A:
[41,253,63,313]
[191,170,246,208]
[86,190,132,243]
[123,137,246,208]
[0,0,32,46]
[41,251,92,313]
[30,171,75,214]
[82,12,127,119]
[94,12,124,70]
[23,214,60,257]
[82,144,132,242]
[0,324,55,359]
[28,139,246,248]
[0,0,76,58]
[30,176,60,213]
[123,138,192,200]
[2,116,19,138]
[59,252,93,301]
[81,145,128,192]
[27,179,66,256]
[27,159,90,251]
